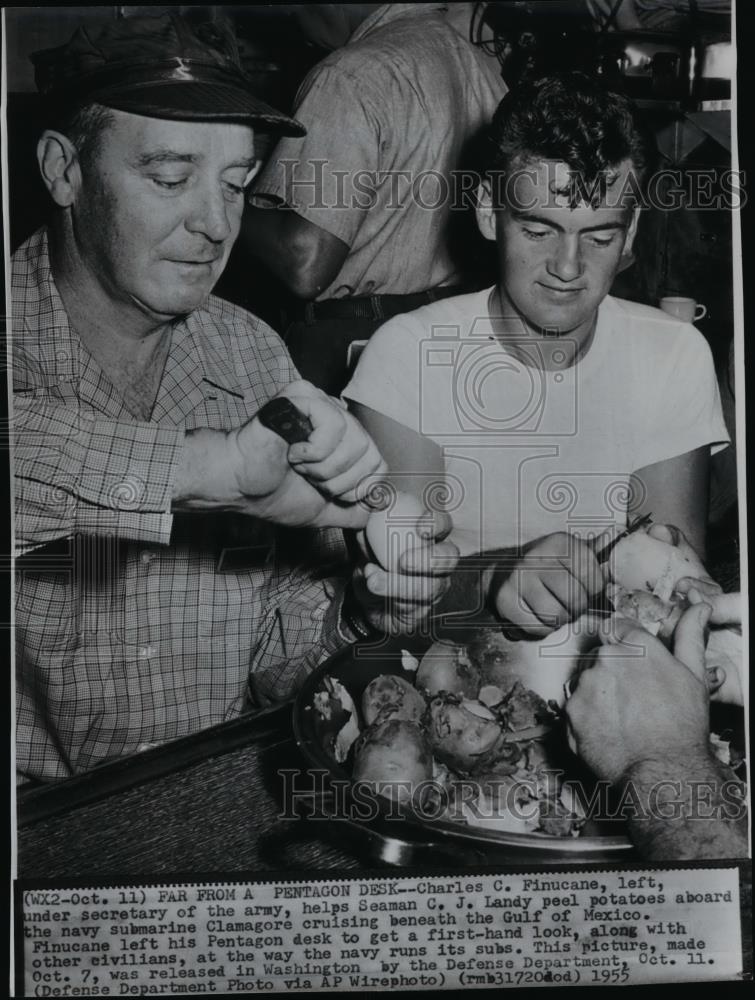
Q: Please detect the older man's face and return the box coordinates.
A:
[73,110,256,319]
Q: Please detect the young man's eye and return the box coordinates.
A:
[523,228,552,241]
[587,234,617,248]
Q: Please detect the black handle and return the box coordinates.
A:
[258,397,314,444]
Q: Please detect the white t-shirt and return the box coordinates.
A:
[344,289,730,555]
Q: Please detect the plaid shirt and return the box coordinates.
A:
[13,229,353,780]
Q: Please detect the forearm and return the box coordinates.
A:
[620,754,748,860]
[241,207,344,300]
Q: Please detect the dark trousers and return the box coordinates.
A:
[283,287,465,396]
[285,315,381,397]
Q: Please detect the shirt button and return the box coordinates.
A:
[138,644,156,659]
[140,550,156,565]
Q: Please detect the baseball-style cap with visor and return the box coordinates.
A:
[31,13,305,136]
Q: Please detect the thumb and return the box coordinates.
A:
[672,602,711,683]
[647,522,679,545]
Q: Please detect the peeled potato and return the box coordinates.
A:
[352,719,432,803]
[365,491,426,572]
[362,674,427,726]
[416,640,481,698]
[427,697,505,773]
[608,585,682,639]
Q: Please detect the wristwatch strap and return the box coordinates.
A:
[338,579,382,643]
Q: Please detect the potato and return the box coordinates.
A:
[365,491,427,572]
[362,674,427,726]
[469,625,596,708]
[609,529,705,600]
[427,695,505,773]
[501,680,552,731]
[608,585,682,639]
[352,719,432,804]
[417,640,481,698]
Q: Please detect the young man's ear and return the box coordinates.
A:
[475,179,497,243]
[37,130,82,208]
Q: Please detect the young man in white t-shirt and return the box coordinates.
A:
[345,72,729,637]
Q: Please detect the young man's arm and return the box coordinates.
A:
[349,402,446,501]
[632,445,710,559]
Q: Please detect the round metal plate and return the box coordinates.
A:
[293,634,634,862]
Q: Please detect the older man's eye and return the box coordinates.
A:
[151,176,188,190]
[222,182,246,200]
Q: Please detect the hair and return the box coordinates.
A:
[484,72,656,208]
[473,2,600,88]
[49,100,115,170]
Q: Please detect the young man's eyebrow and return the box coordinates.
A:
[510,210,628,234]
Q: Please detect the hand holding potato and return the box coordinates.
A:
[565,603,712,784]
[352,504,459,636]
[492,531,605,637]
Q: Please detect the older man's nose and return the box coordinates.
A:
[186,185,233,242]
[547,236,584,282]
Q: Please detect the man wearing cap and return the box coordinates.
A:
[242,3,506,395]
[12,14,455,781]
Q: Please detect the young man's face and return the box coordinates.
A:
[478,159,639,342]
[72,110,256,320]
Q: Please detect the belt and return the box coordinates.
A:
[287,286,464,325]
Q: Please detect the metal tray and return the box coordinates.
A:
[293,633,634,864]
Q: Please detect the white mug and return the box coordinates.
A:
[659,296,707,323]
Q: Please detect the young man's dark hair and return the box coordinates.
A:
[484,71,656,209]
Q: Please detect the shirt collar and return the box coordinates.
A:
[350,3,448,44]
[183,307,245,397]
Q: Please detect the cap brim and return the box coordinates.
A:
[94,80,306,136]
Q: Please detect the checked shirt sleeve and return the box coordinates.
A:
[13,396,184,554]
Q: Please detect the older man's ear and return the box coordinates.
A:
[37,130,82,208]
